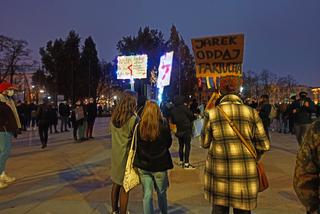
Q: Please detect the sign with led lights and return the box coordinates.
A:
[117,54,148,79]
[157,51,174,88]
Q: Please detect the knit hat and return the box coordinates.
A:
[0,82,16,93]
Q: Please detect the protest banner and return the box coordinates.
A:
[192,34,244,79]
[157,51,174,88]
[117,54,148,79]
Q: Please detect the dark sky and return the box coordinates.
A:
[1,0,319,86]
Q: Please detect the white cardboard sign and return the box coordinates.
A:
[157,51,174,88]
[117,54,148,79]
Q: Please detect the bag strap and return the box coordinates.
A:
[216,105,258,160]
[130,123,139,151]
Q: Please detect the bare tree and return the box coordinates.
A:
[259,70,278,95]
[243,70,259,98]
[0,35,33,83]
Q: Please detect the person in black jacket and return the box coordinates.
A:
[258,94,272,139]
[134,100,173,214]
[48,104,59,134]
[170,95,196,169]
[86,98,97,139]
[291,91,316,146]
[37,99,50,148]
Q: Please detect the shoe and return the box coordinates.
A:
[0,181,8,189]
[184,163,196,170]
[41,144,47,149]
[0,172,16,183]
[178,161,184,168]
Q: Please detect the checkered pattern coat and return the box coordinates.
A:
[201,95,270,210]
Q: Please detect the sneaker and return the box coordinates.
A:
[184,163,196,170]
[0,181,8,189]
[0,173,16,183]
[178,161,184,168]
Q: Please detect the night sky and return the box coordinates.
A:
[1,0,319,86]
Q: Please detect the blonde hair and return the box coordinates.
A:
[139,100,163,142]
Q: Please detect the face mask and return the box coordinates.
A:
[7,90,14,97]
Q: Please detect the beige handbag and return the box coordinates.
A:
[123,123,140,193]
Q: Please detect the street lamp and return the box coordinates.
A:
[39,89,45,93]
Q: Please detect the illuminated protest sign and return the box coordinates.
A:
[191,34,244,78]
[117,54,148,79]
[157,51,174,88]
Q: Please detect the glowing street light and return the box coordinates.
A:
[39,89,45,93]
[114,96,117,100]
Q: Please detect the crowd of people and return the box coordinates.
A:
[0,81,99,189]
[0,80,319,214]
[110,79,319,214]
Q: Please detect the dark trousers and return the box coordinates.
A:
[212,205,251,214]
[38,124,49,146]
[86,119,95,138]
[177,134,191,163]
[73,122,78,140]
[60,116,68,131]
[294,123,312,146]
[50,124,58,133]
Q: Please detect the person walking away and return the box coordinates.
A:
[258,95,272,138]
[291,91,316,146]
[171,96,196,169]
[16,100,28,131]
[201,76,270,214]
[287,94,297,134]
[48,104,59,134]
[0,82,20,188]
[133,100,173,214]
[59,102,70,132]
[110,90,138,214]
[293,119,320,214]
[279,102,289,133]
[30,102,38,130]
[86,98,97,139]
[37,99,50,148]
[74,100,86,141]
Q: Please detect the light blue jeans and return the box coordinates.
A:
[0,132,13,173]
[138,169,169,214]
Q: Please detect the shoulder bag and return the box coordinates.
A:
[123,123,140,193]
[217,106,269,192]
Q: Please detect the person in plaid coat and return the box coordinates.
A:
[293,119,320,214]
[201,77,270,214]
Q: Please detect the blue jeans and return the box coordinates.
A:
[138,169,169,214]
[0,132,12,173]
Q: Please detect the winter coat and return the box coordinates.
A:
[170,96,195,137]
[201,94,270,210]
[291,98,316,125]
[37,104,50,126]
[133,119,173,172]
[111,115,138,185]
[293,119,320,214]
[0,101,19,133]
[86,103,97,122]
[0,94,21,128]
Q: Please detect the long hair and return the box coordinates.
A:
[139,100,163,142]
[111,90,137,128]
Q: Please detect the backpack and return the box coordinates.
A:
[269,104,277,120]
